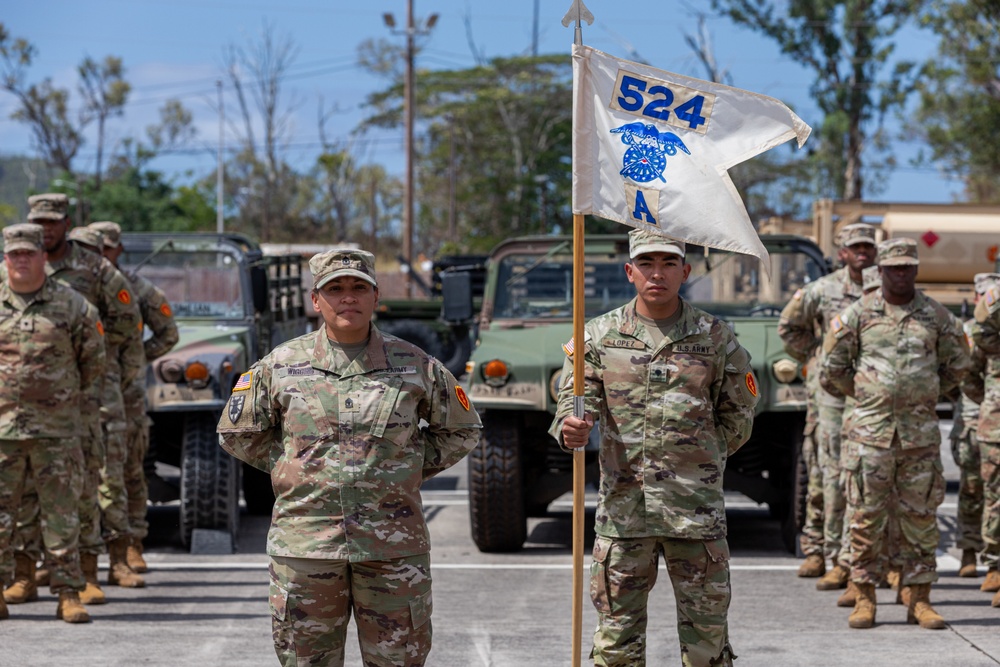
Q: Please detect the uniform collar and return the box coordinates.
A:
[310,325,391,376]
[0,276,56,309]
[869,288,927,314]
[619,297,699,346]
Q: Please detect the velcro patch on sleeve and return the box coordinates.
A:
[117,289,131,305]
[233,371,253,391]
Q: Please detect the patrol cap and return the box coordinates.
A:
[877,238,919,267]
[628,228,685,259]
[68,226,105,252]
[310,248,377,289]
[862,265,881,293]
[26,193,70,221]
[838,223,877,248]
[3,223,45,253]
[974,272,1000,295]
[89,221,122,248]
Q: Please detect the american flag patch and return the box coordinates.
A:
[830,315,844,333]
[233,371,252,392]
[562,338,575,357]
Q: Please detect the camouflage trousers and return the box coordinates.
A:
[980,440,1000,570]
[590,535,735,667]
[98,417,132,542]
[269,554,433,667]
[799,425,825,558]
[0,438,85,593]
[817,400,848,566]
[14,424,105,558]
[124,413,150,540]
[951,427,984,552]
[844,438,945,586]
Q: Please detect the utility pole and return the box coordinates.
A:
[384,2,437,298]
[216,80,225,234]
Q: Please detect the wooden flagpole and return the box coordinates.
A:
[571,211,586,666]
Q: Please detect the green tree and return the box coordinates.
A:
[89,166,215,232]
[361,52,575,253]
[710,0,922,201]
[78,55,130,189]
[910,0,1000,202]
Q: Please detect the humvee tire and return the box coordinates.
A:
[469,414,528,552]
[179,413,240,547]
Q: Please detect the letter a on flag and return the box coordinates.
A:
[571,44,812,264]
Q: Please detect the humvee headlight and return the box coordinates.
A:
[465,360,475,376]
[772,358,799,384]
[159,359,184,383]
[185,361,212,389]
[482,359,510,387]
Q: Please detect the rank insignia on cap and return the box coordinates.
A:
[455,385,471,411]
[233,371,252,391]
[160,303,173,317]
[562,337,575,358]
[745,372,758,397]
[117,289,131,305]
[96,321,105,336]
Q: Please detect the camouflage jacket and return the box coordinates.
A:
[0,278,106,439]
[778,267,864,408]
[954,319,984,439]
[46,242,141,383]
[973,283,1000,355]
[548,298,758,541]
[966,318,1000,442]
[821,289,969,449]
[218,326,481,561]
[122,272,179,416]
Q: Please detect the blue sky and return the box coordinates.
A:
[0,0,958,203]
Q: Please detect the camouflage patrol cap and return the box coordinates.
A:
[68,226,104,252]
[89,221,122,248]
[3,223,44,253]
[628,228,685,259]
[310,247,377,289]
[974,272,1000,295]
[838,223,877,248]
[862,265,881,293]
[27,193,70,221]
[877,238,919,266]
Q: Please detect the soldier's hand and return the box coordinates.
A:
[562,414,594,449]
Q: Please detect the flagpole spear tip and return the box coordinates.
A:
[561,0,594,45]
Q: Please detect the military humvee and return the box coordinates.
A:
[121,233,309,551]
[443,233,828,553]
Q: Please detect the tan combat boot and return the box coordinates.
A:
[896,585,912,606]
[79,553,106,605]
[959,549,979,578]
[3,553,39,604]
[848,583,877,629]
[107,538,145,588]
[886,568,902,591]
[907,583,946,629]
[982,569,1000,592]
[56,591,91,624]
[797,554,825,578]
[35,563,51,587]
[837,581,858,607]
[126,538,148,574]
[993,589,1000,608]
[816,564,850,591]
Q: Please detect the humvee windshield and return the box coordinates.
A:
[492,241,826,320]
[122,249,246,319]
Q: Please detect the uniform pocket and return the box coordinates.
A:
[270,579,289,622]
[927,458,946,508]
[590,536,612,614]
[408,589,433,629]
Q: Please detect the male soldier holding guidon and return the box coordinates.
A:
[778,223,876,596]
[218,247,481,667]
[0,223,105,623]
[550,229,758,667]
[2,193,142,610]
[970,272,1000,606]
[90,220,179,572]
[822,237,969,630]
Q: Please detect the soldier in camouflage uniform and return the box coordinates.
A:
[90,221,179,573]
[550,230,758,667]
[218,248,481,667]
[822,238,969,630]
[950,273,1000,580]
[0,223,105,623]
[970,275,1000,606]
[778,223,875,587]
[4,194,143,607]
